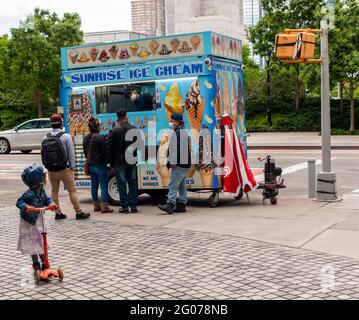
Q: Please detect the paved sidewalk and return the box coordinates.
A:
[1,206,359,300]
[247,132,359,149]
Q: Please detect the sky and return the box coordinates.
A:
[0,0,132,35]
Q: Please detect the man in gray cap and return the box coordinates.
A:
[158,112,191,214]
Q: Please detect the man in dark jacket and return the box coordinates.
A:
[158,113,191,214]
[107,109,142,213]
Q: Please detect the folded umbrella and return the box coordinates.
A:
[221,114,257,194]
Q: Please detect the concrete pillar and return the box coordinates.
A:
[307,159,316,198]
[316,172,339,201]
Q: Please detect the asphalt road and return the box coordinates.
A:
[0,149,358,207]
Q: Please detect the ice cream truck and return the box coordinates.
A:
[60,31,247,206]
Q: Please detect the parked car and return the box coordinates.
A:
[0,118,52,154]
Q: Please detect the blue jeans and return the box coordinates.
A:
[115,166,137,210]
[89,164,110,203]
[167,166,189,205]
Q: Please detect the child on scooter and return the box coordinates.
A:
[16,163,57,272]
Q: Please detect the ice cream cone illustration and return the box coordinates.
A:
[69,50,79,64]
[185,80,205,144]
[109,45,119,60]
[164,82,185,123]
[196,135,215,188]
[170,38,180,53]
[157,132,171,187]
[223,73,230,115]
[149,40,160,55]
[199,168,214,188]
[213,72,223,128]
[216,36,221,55]
[130,42,139,56]
[190,35,201,50]
[89,47,99,62]
[187,164,196,178]
[231,77,239,130]
[221,37,226,55]
[237,76,245,135]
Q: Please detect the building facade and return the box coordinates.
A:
[131,0,166,36]
[243,0,262,28]
[243,0,263,64]
[165,0,246,42]
[84,30,147,44]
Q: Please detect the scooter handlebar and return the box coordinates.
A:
[26,205,59,213]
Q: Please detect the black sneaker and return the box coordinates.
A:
[76,212,91,220]
[130,208,138,213]
[32,262,41,271]
[174,202,186,213]
[55,213,67,220]
[158,203,175,214]
[119,208,129,214]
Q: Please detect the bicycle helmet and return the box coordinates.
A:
[21,163,46,189]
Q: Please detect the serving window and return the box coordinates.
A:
[96,82,156,114]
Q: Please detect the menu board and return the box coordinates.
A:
[65,33,205,69]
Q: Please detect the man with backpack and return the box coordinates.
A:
[41,114,90,220]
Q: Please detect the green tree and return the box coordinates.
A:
[329,0,359,132]
[249,0,325,110]
[6,8,83,118]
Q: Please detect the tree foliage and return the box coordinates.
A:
[0,8,83,129]
[329,0,359,131]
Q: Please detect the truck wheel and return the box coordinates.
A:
[234,187,244,200]
[208,191,219,207]
[0,138,11,154]
[108,174,121,206]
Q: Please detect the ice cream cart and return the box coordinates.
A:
[60,31,248,206]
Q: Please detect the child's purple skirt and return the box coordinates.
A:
[17,217,44,255]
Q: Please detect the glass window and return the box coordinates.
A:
[37,120,51,129]
[17,121,38,130]
[96,82,156,114]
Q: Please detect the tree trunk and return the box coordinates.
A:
[349,81,355,132]
[35,90,43,118]
[339,80,344,118]
[294,64,301,111]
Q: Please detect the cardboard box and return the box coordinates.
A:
[275,32,316,60]
[275,34,297,59]
[295,32,316,59]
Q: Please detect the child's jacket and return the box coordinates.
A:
[16,189,52,225]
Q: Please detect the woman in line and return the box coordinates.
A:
[83,117,113,213]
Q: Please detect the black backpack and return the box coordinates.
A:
[41,132,68,171]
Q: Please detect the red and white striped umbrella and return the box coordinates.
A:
[221,114,257,194]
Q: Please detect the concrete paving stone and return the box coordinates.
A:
[1,206,359,300]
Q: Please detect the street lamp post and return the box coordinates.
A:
[265,53,272,127]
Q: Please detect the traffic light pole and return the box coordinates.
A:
[320,18,331,173]
[315,18,340,202]
[277,20,340,201]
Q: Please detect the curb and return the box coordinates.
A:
[248,146,359,150]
